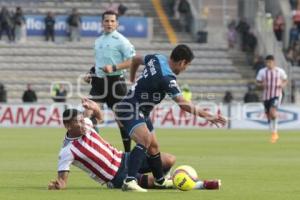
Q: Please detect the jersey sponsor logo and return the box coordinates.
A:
[146,58,157,76]
[142,58,158,78]
[147,58,156,68]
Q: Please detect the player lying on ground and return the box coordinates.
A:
[48,98,220,190]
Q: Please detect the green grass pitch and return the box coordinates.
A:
[0,128,299,200]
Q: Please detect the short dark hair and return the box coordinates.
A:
[170,44,194,63]
[102,10,118,21]
[265,55,274,60]
[63,109,80,125]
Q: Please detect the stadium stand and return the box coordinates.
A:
[0,0,250,104]
[0,0,143,16]
[0,41,248,103]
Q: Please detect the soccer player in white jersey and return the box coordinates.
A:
[48,98,221,191]
[256,55,288,143]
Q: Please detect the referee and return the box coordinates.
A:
[87,10,136,152]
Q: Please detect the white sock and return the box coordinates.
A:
[194,180,204,189]
[270,118,278,133]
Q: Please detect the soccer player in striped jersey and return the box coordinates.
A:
[48,98,221,191]
[47,98,175,190]
[256,55,288,143]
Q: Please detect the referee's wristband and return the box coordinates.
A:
[112,65,117,72]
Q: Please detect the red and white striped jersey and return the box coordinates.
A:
[256,67,287,101]
[57,118,123,184]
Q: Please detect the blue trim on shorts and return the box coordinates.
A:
[129,122,147,137]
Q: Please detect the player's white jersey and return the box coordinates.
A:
[57,118,123,184]
[256,67,287,101]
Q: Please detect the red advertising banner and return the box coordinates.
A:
[1,103,299,129]
[0,104,65,127]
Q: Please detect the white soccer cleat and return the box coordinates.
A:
[122,180,147,192]
[154,178,174,189]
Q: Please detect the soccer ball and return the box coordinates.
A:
[172,165,199,191]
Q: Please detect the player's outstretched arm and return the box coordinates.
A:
[48,171,69,190]
[82,97,104,124]
[173,95,226,127]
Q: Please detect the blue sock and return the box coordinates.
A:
[120,127,131,152]
[126,144,147,182]
[147,153,165,184]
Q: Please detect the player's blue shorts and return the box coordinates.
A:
[115,99,154,137]
[108,152,150,188]
[263,97,281,113]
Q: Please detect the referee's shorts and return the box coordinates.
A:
[89,75,127,109]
